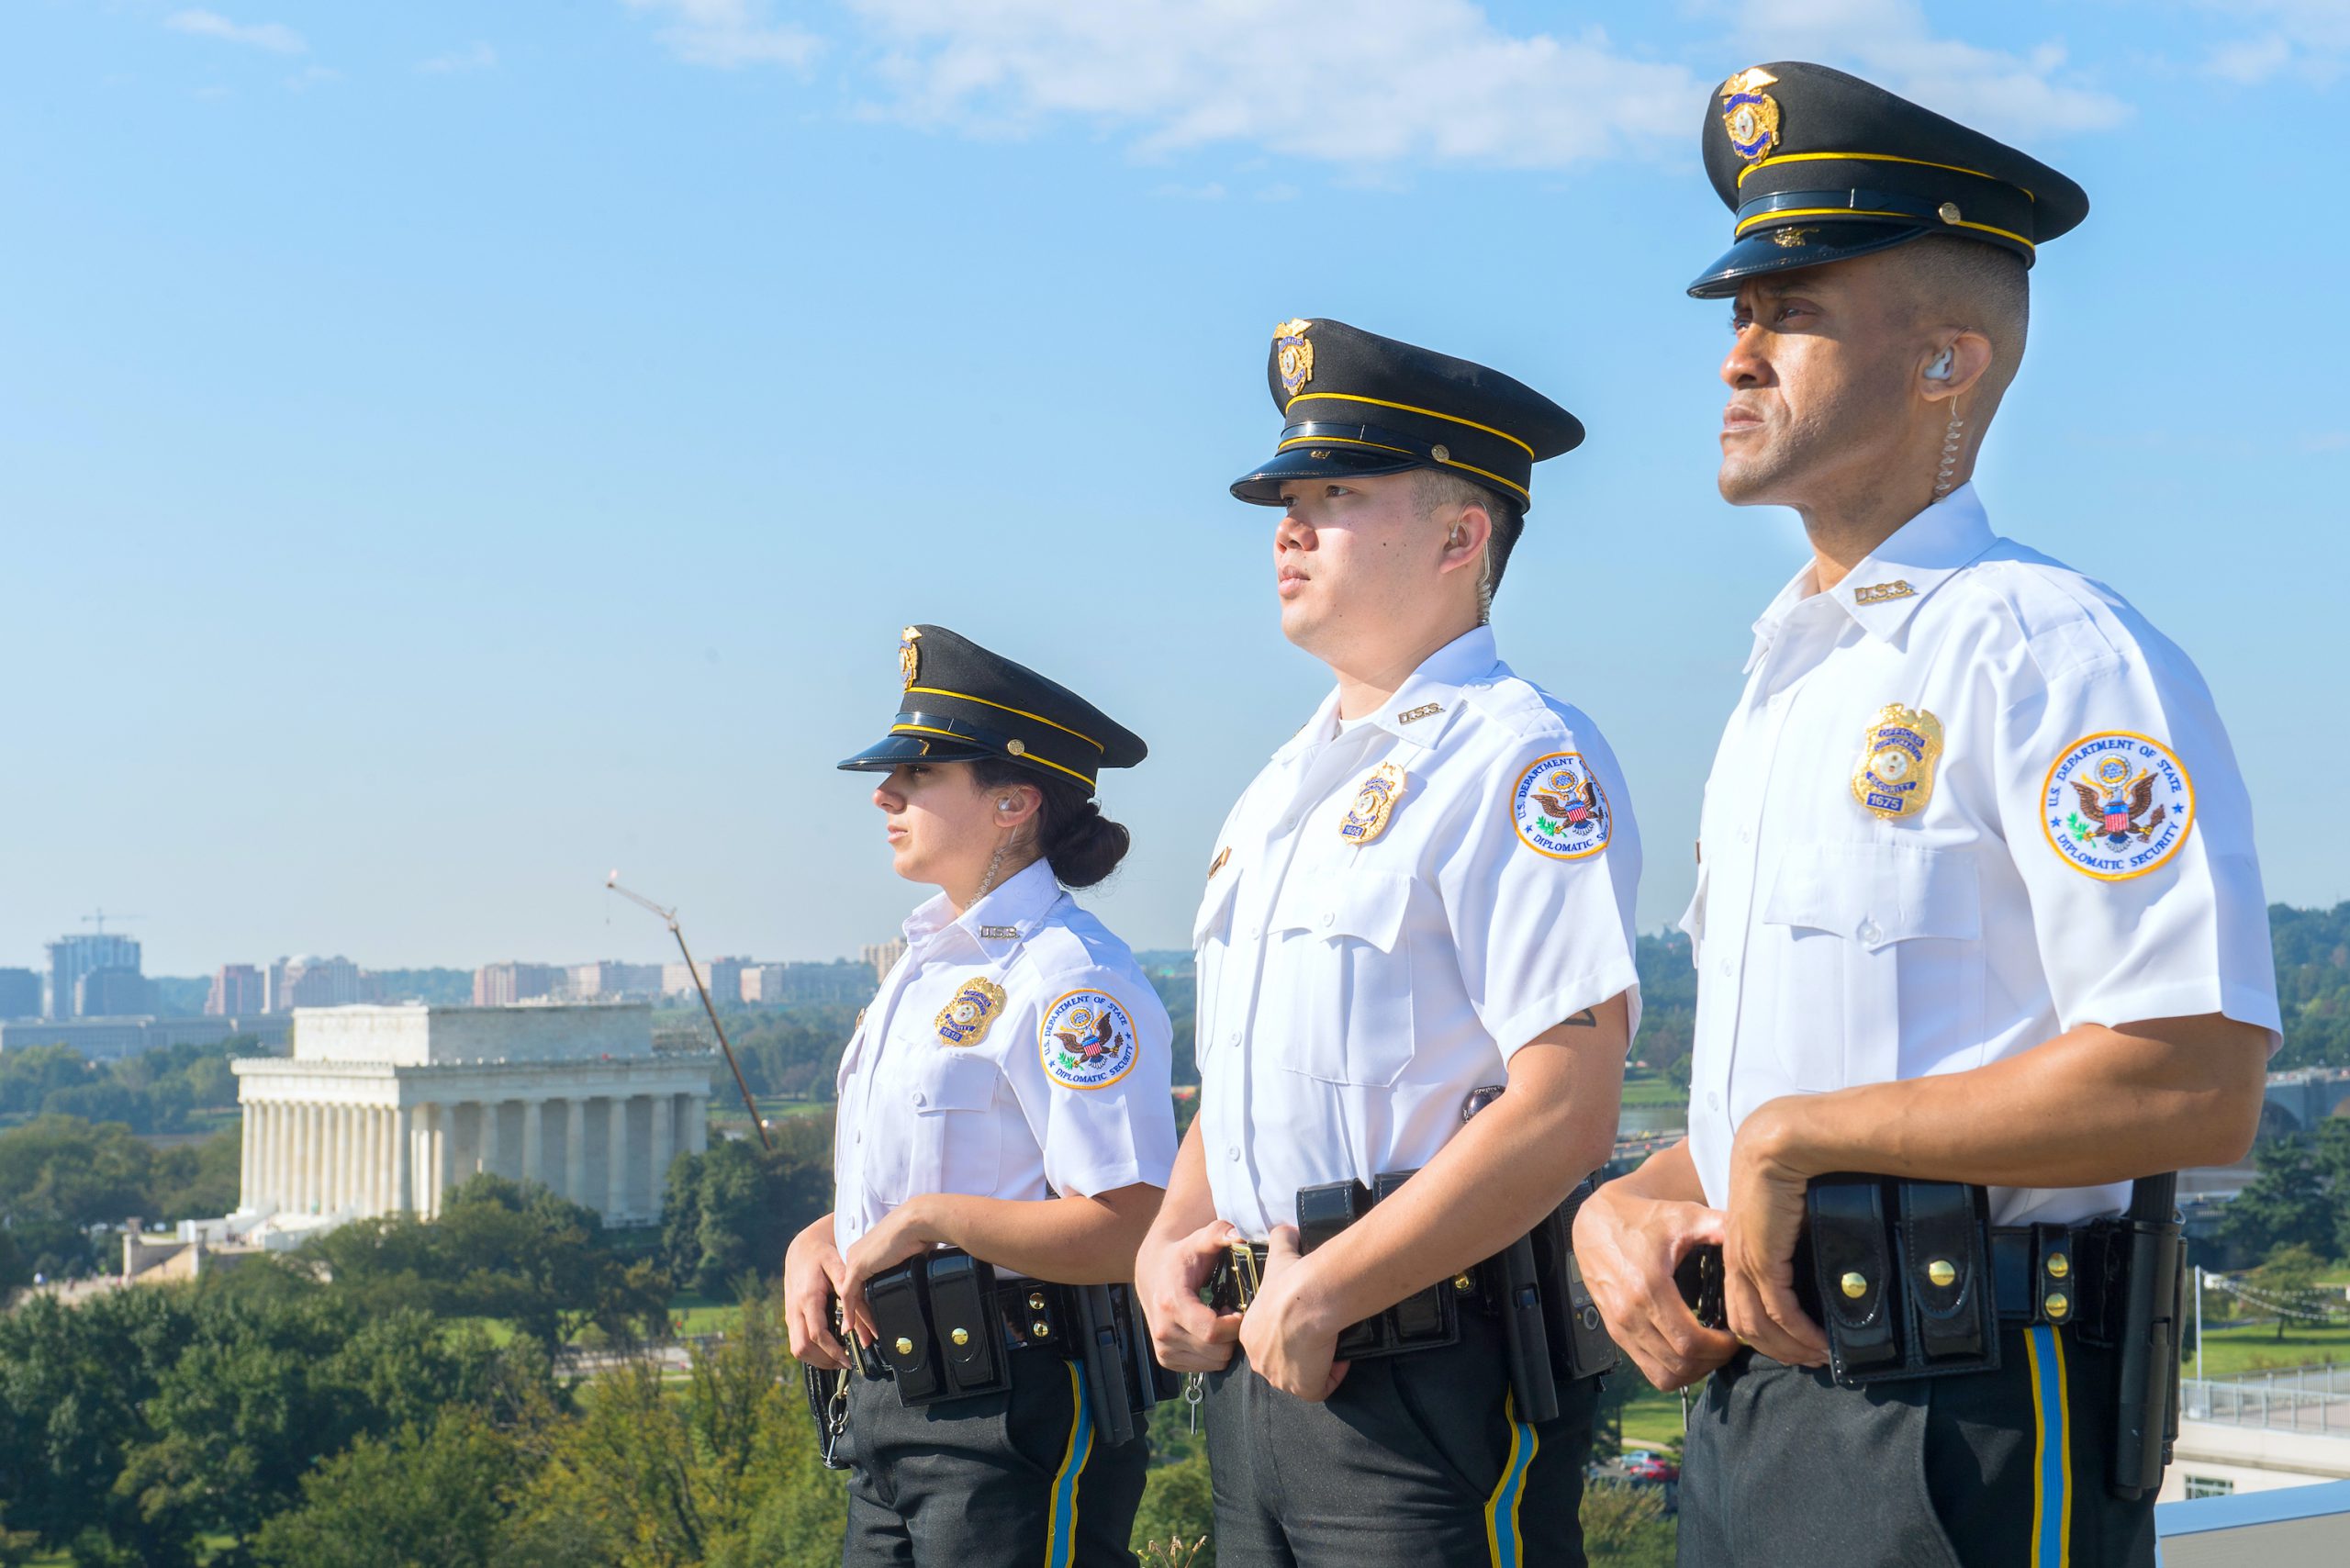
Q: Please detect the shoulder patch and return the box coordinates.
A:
[1039,989,1140,1090]
[934,976,1007,1047]
[2042,732,2195,880]
[1511,752,1612,859]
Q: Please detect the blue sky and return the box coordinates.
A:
[3,1,2344,976]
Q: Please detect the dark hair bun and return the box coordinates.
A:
[1046,799,1132,889]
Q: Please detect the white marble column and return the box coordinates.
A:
[359,1105,379,1213]
[649,1092,675,1204]
[391,1105,412,1214]
[292,1102,312,1213]
[330,1105,350,1211]
[271,1102,290,1210]
[520,1098,543,1191]
[480,1098,502,1181]
[239,1104,255,1209]
[687,1092,709,1156]
[433,1103,456,1218]
[605,1096,631,1219]
[565,1098,586,1204]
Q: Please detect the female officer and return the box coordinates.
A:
[784,623,1176,1568]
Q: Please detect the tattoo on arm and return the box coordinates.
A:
[1561,1008,1598,1028]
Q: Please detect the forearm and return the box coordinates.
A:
[1613,1137,1707,1205]
[1144,1117,1219,1246]
[1310,1002,1627,1325]
[1748,1014,2268,1191]
[910,1184,1161,1284]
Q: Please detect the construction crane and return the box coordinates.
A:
[604,872,771,1151]
[80,909,142,934]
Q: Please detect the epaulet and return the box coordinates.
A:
[1960,544,2132,688]
[1454,673,1573,745]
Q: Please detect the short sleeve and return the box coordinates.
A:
[1431,732,1644,1058]
[1993,635,2281,1047]
[1002,963,1179,1198]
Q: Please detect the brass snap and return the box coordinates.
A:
[2046,1252,2070,1280]
[950,1327,969,1347]
[1841,1271,1869,1300]
[1926,1259,1956,1288]
[2045,1293,2070,1320]
[893,1336,914,1357]
[1027,1292,1046,1311]
[1031,1320,1051,1339]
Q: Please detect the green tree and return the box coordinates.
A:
[666,1135,831,1295]
[2220,1136,2343,1263]
[250,1408,519,1568]
[2246,1243,2333,1339]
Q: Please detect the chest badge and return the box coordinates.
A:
[934,976,1007,1047]
[1852,704,1944,820]
[1338,763,1408,846]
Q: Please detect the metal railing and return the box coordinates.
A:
[2181,1363,2350,1436]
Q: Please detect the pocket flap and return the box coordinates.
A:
[1762,842,1980,950]
[1269,868,1412,953]
[1192,866,1242,949]
[912,1049,1000,1113]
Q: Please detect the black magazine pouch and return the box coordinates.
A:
[1807,1174,1903,1384]
[925,1251,1010,1401]
[1899,1180,1998,1375]
[867,1259,945,1404]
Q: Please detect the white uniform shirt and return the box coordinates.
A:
[833,857,1178,1253]
[1193,627,1644,1241]
[1684,485,2282,1227]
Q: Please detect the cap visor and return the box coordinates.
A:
[1229,444,1424,506]
[1685,223,1931,298]
[835,733,991,772]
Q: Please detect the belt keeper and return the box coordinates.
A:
[2033,1223,2073,1326]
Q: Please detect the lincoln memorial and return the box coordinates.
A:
[232,1002,715,1225]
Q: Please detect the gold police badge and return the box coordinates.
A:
[1338,763,1407,846]
[1851,704,1944,821]
[898,625,921,689]
[1274,319,1315,398]
[1719,67,1782,163]
[935,976,1007,1047]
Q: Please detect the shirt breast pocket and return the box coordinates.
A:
[904,1049,1002,1201]
[1192,870,1243,1069]
[1267,868,1416,1088]
[1761,843,1983,1092]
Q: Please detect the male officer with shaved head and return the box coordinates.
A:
[1571,63,2281,1566]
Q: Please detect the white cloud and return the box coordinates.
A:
[1725,0,2128,139]
[842,0,1695,170]
[2189,2,2350,84]
[622,0,822,70]
[420,42,499,75]
[164,9,307,56]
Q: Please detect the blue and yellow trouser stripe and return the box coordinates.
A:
[1043,1362,1095,1568]
[1482,1391,1539,1568]
[2025,1324,2074,1568]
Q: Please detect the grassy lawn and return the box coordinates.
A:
[669,1291,747,1338]
[1616,1384,1687,1455]
[2192,1319,2350,1378]
[1619,1079,1691,1111]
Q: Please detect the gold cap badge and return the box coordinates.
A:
[1274,318,1315,397]
[1719,67,1782,163]
[898,626,921,689]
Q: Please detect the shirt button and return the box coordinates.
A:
[1718,958,1732,977]
[912,1091,927,1108]
[1707,1092,1720,1112]
[1226,1029,1241,1046]
[1738,827,1751,845]
[1226,1146,1241,1161]
[1858,919,1883,945]
[1320,912,1335,928]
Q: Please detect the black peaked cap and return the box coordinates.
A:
[1690,62,2088,297]
[1228,318,1583,511]
[836,624,1146,795]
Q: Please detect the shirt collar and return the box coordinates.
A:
[1273,625,1499,759]
[1744,485,1999,669]
[901,857,1064,955]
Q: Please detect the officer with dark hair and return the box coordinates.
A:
[1571,62,2282,1566]
[787,625,1176,1567]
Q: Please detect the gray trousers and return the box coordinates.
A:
[840,1351,1148,1568]
[1678,1325,2156,1567]
[1203,1310,1595,1568]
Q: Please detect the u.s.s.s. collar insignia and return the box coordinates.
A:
[2042,732,2195,881]
[1718,67,1781,163]
[898,625,921,689]
[1852,704,1943,820]
[934,976,1007,1047]
[1207,845,1231,879]
[1274,319,1315,397]
[1852,580,1917,606]
[1040,989,1139,1091]
[1338,762,1407,846]
[978,924,1020,940]
[1511,752,1611,859]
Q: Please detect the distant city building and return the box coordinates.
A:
[75,966,155,1017]
[0,1014,290,1062]
[231,1003,714,1226]
[473,962,564,1007]
[568,961,665,1001]
[265,955,362,1013]
[45,932,142,1020]
[744,960,876,1006]
[0,969,39,1020]
[860,940,908,982]
[207,964,265,1016]
[661,957,748,1002]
